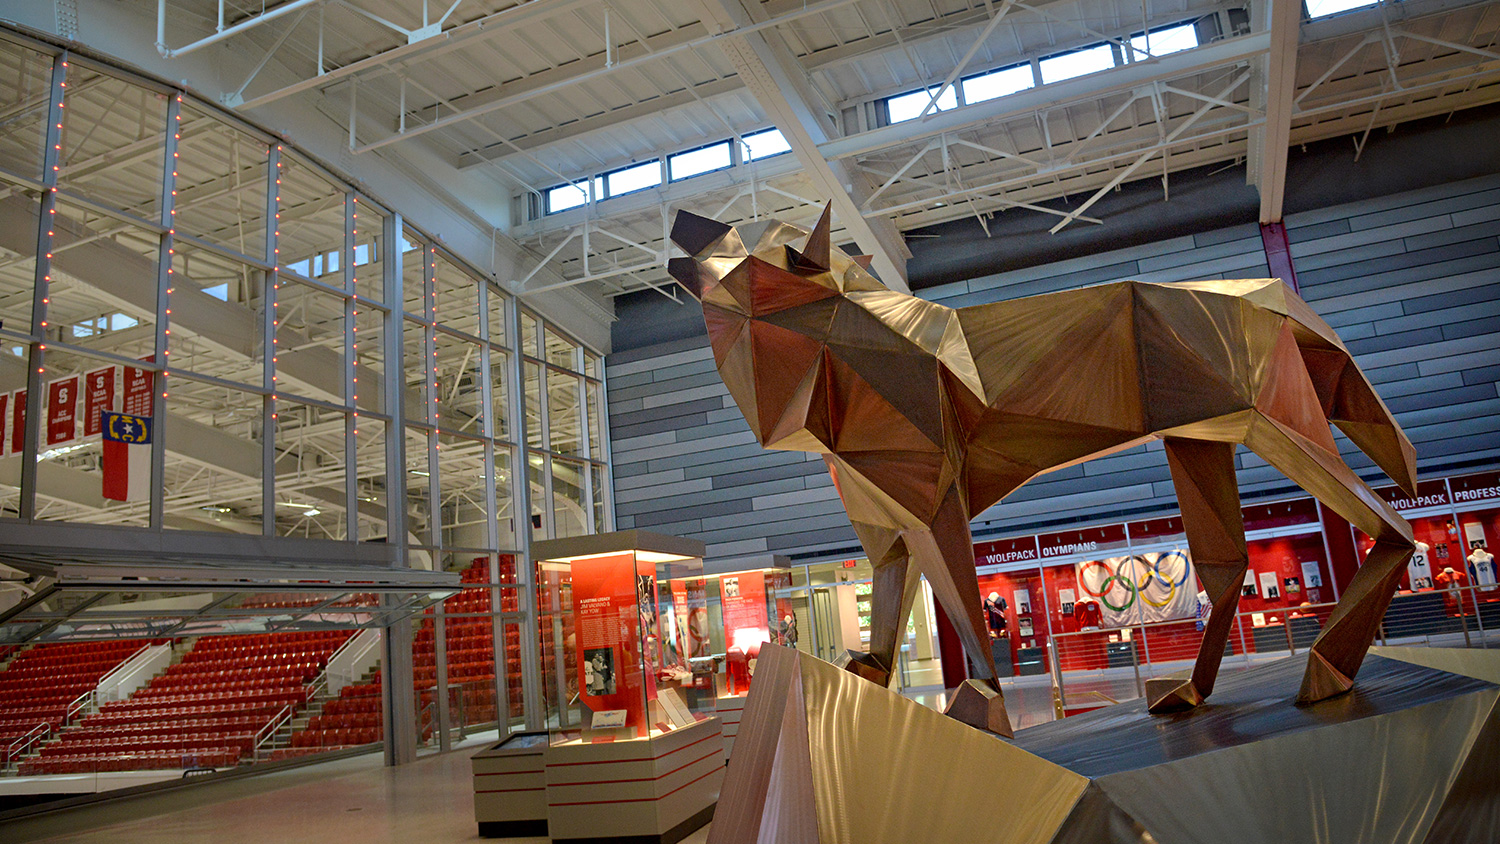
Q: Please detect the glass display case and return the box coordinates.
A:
[709,559,794,696]
[533,530,716,741]
[532,530,724,844]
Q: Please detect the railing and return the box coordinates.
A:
[255,704,294,753]
[2,721,52,770]
[1046,581,1500,714]
[96,643,169,703]
[326,630,382,697]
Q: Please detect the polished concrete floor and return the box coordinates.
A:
[5,735,713,844]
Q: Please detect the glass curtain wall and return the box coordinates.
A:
[0,32,607,753]
[519,309,610,541]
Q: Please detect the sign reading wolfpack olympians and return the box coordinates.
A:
[1076,551,1198,627]
[101,411,152,502]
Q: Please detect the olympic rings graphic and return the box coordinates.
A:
[1079,560,1114,598]
[1142,581,1178,608]
[1118,556,1154,591]
[1098,574,1137,613]
[1151,550,1190,589]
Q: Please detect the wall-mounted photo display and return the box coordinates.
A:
[1258,571,1280,601]
[1242,570,1258,598]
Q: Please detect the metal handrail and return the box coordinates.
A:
[94,642,162,702]
[3,721,51,769]
[1048,580,1500,717]
[255,703,294,750]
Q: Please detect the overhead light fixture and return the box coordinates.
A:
[303,508,321,516]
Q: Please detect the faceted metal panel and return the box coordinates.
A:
[670,206,1418,725]
[713,647,1500,844]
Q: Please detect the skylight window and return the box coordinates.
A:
[1306,0,1378,17]
[742,128,791,161]
[961,64,1035,104]
[669,142,732,181]
[606,161,661,197]
[887,85,959,123]
[546,182,590,214]
[1039,43,1117,84]
[1130,23,1199,60]
[205,283,229,301]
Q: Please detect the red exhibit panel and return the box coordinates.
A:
[570,553,653,738]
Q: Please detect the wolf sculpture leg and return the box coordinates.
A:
[1146,438,1249,712]
[1244,416,1414,703]
[844,520,921,687]
[904,486,1014,737]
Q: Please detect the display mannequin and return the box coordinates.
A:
[983,592,1008,636]
[1436,566,1469,616]
[1073,599,1102,629]
[1469,545,1496,587]
[1407,540,1433,590]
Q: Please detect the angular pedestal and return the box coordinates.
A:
[471,731,549,839]
[712,643,1500,844]
[547,716,724,844]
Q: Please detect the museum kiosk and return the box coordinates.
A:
[533,530,723,844]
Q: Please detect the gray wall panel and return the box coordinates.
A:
[607,175,1500,562]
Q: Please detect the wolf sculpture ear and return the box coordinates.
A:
[671,210,733,256]
[786,203,833,272]
[667,257,705,300]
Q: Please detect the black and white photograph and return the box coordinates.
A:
[584,647,616,696]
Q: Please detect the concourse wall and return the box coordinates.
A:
[605,173,1500,562]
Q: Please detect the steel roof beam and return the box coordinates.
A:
[712,0,911,289]
[816,30,1272,162]
[347,0,866,153]
[1251,0,1301,225]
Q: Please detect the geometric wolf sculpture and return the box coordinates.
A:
[668,205,1416,733]
[709,643,1500,844]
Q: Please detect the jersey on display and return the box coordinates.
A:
[1407,541,1433,589]
[1470,549,1496,587]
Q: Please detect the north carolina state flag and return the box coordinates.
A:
[101,411,151,502]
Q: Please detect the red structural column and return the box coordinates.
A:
[1260,221,1300,293]
[933,600,969,689]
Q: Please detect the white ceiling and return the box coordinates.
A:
[150,0,1500,297]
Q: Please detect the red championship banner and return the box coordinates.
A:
[570,553,651,737]
[84,368,115,436]
[11,390,25,454]
[0,393,7,454]
[123,362,153,417]
[47,377,79,446]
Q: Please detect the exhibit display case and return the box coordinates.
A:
[702,554,793,757]
[532,530,723,844]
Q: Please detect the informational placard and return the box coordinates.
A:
[656,687,695,728]
[1259,571,1281,600]
[1058,588,1076,617]
[590,709,627,729]
[721,572,772,655]
[1301,561,1323,589]
[571,553,650,738]
[1013,587,1031,616]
